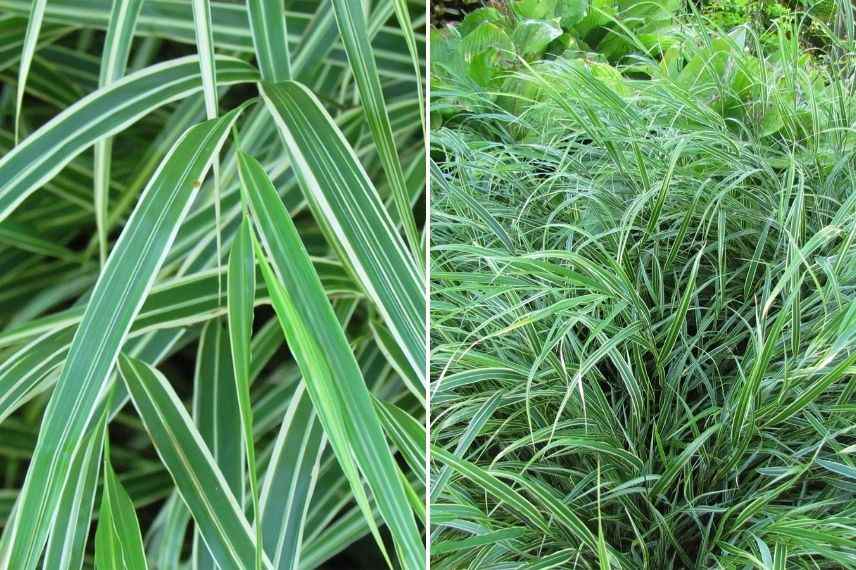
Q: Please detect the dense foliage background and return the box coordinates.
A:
[430,0,855,567]
[0,0,426,568]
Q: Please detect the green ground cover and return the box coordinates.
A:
[430,1,856,567]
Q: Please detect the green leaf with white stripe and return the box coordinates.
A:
[227,216,263,570]
[93,0,144,264]
[192,320,244,570]
[259,383,324,570]
[330,0,420,254]
[376,401,426,488]
[247,0,291,81]
[260,80,425,388]
[13,0,46,142]
[431,446,547,531]
[390,0,424,132]
[118,354,272,570]
[41,330,185,570]
[192,0,218,119]
[0,55,258,223]
[2,107,246,570]
[41,392,109,570]
[190,0,223,277]
[94,438,148,570]
[238,150,424,570]
[0,220,79,261]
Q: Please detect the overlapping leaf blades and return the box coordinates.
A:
[0,0,426,568]
[430,3,856,568]
[3,106,245,570]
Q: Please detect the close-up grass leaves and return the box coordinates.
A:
[430,0,856,568]
[0,0,427,568]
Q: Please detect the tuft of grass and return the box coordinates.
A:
[0,0,426,568]
[430,4,856,568]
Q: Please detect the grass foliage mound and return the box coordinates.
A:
[430,3,856,568]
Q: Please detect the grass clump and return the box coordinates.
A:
[430,4,856,568]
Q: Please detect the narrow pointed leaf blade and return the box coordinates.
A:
[14,0,46,141]
[259,384,325,570]
[0,55,257,223]
[95,447,148,570]
[118,354,272,570]
[329,0,420,253]
[192,0,218,119]
[192,320,244,570]
[260,80,425,386]
[247,0,291,81]
[227,216,262,570]
[94,0,145,264]
[238,150,424,570]
[3,107,246,570]
[42,393,110,570]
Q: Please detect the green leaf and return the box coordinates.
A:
[0,220,79,260]
[390,0,424,131]
[95,437,148,570]
[330,0,420,255]
[192,320,244,570]
[431,446,547,530]
[190,0,222,278]
[511,19,563,59]
[764,350,856,426]
[0,0,422,80]
[93,0,144,264]
[238,150,424,570]
[118,354,272,570]
[259,384,324,570]
[556,0,588,26]
[512,0,556,19]
[192,0,218,119]
[247,0,291,81]
[227,216,262,570]
[42,392,110,570]
[0,259,355,352]
[658,249,701,371]
[0,55,258,223]
[432,527,526,555]
[2,107,246,570]
[260,80,425,387]
[650,424,719,497]
[376,401,426,488]
[14,0,46,141]
[460,22,514,62]
[40,329,186,570]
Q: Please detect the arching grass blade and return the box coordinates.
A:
[227,216,262,570]
[247,0,291,81]
[238,150,424,570]
[260,80,425,388]
[93,0,144,265]
[1,106,246,570]
[118,354,272,570]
